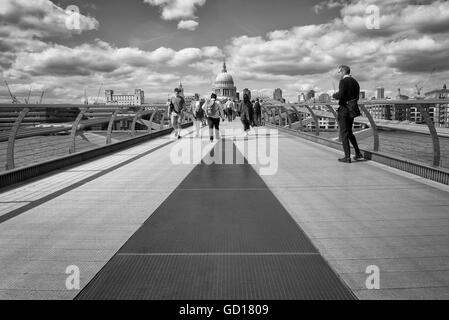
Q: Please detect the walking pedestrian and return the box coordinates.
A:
[240,94,252,137]
[225,98,235,122]
[249,100,255,127]
[332,65,364,163]
[169,88,185,139]
[254,98,262,126]
[192,93,205,138]
[203,93,225,142]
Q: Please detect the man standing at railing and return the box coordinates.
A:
[332,65,364,163]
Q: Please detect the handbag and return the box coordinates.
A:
[347,99,361,118]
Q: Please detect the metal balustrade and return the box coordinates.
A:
[262,99,449,185]
[0,104,194,173]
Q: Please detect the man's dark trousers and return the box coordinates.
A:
[338,106,361,158]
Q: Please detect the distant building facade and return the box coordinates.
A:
[376,87,385,100]
[396,88,409,100]
[360,91,366,100]
[425,84,449,100]
[425,84,449,127]
[105,89,144,106]
[318,93,331,103]
[298,93,306,103]
[273,88,283,101]
[377,87,385,99]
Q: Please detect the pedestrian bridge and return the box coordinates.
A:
[1,111,449,299]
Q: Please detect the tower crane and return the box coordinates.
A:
[95,83,103,104]
[415,67,436,97]
[4,80,20,104]
[25,86,32,104]
[39,90,45,104]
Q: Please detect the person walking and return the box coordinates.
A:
[236,100,242,118]
[232,100,238,120]
[169,88,185,139]
[240,94,252,137]
[226,98,235,122]
[253,98,262,126]
[203,93,225,142]
[192,93,205,138]
[249,100,255,127]
[332,65,363,163]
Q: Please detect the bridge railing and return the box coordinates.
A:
[0,104,194,173]
[262,99,449,184]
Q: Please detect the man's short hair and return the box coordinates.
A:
[339,65,351,75]
[211,93,217,99]
[174,88,180,93]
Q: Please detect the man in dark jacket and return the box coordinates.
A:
[240,94,252,136]
[253,98,262,126]
[332,65,363,163]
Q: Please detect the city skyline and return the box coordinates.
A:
[1,0,449,103]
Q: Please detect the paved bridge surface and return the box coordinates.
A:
[1,120,449,300]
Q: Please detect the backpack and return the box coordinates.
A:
[171,97,184,114]
[195,101,205,119]
[347,99,361,118]
[207,101,218,117]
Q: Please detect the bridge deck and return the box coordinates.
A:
[0,120,448,299]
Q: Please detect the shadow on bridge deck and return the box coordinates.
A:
[0,120,448,300]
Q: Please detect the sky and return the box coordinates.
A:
[1,0,449,103]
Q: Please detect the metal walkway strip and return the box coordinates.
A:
[76,139,356,300]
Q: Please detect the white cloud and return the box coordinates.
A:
[313,0,345,14]
[2,0,449,103]
[222,0,449,97]
[144,0,206,20]
[177,20,199,31]
[0,0,99,38]
[6,41,224,78]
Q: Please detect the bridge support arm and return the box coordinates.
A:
[69,107,89,154]
[147,110,158,133]
[325,105,340,141]
[290,105,304,132]
[417,104,441,167]
[280,106,291,128]
[160,110,166,130]
[304,105,320,136]
[6,108,30,171]
[106,108,120,145]
[269,108,275,125]
[130,107,144,137]
[359,104,379,152]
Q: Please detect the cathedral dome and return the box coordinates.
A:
[214,63,235,85]
[212,61,237,100]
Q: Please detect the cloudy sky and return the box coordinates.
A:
[1,0,449,103]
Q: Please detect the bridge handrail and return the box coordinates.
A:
[262,100,448,167]
[0,104,184,171]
